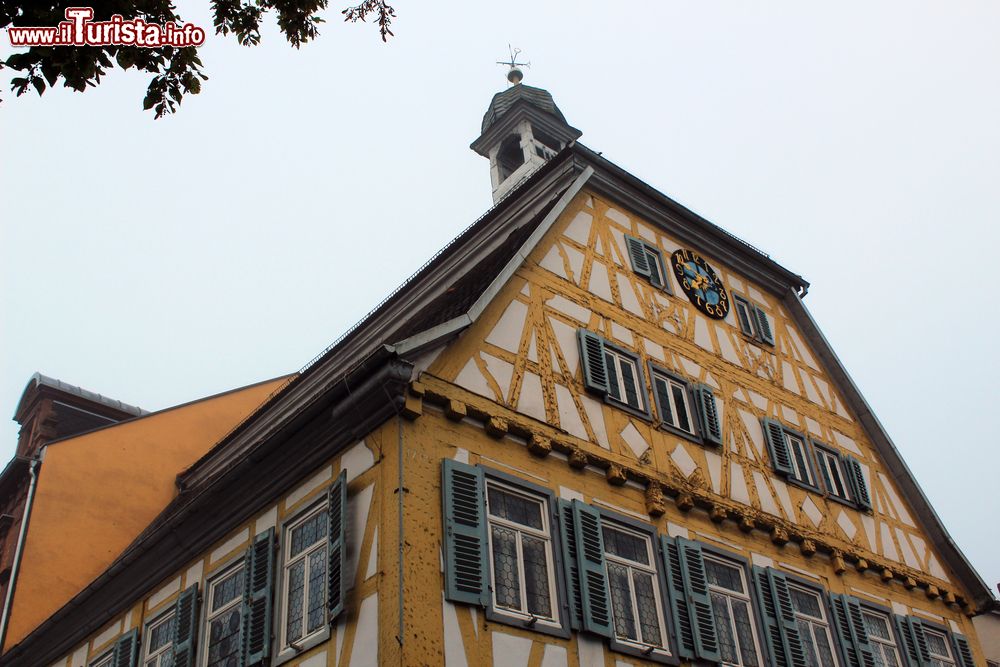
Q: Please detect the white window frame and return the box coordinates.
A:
[924,626,957,667]
[862,610,903,667]
[734,295,758,339]
[279,501,330,651]
[142,609,176,667]
[651,370,695,435]
[815,447,851,501]
[484,479,560,627]
[604,347,645,412]
[785,432,815,487]
[787,584,839,667]
[602,521,670,655]
[704,555,765,667]
[201,561,245,667]
[90,653,115,667]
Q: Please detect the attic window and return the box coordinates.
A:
[497,134,525,180]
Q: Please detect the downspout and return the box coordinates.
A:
[0,457,40,652]
[396,415,405,667]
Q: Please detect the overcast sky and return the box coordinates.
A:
[2,1,997,595]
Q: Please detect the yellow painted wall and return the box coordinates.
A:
[5,376,290,650]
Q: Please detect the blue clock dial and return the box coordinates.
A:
[671,249,730,319]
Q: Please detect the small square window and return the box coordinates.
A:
[202,563,245,667]
[485,480,559,626]
[602,522,669,655]
[651,370,694,435]
[815,447,851,502]
[143,610,176,667]
[625,235,671,292]
[281,503,330,649]
[604,347,645,412]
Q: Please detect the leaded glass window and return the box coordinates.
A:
[788,585,838,667]
[602,523,668,653]
[203,564,245,667]
[144,611,176,667]
[705,557,764,667]
[862,610,902,667]
[91,653,114,667]
[282,504,329,648]
[485,481,557,623]
[925,627,957,667]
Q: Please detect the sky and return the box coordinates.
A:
[2,1,998,596]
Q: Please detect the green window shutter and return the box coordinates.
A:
[441,459,488,607]
[571,501,612,638]
[763,418,794,477]
[752,567,807,667]
[242,527,275,667]
[951,633,976,667]
[660,536,695,660]
[734,295,756,337]
[577,330,610,395]
[557,499,582,630]
[693,384,723,446]
[893,614,920,667]
[754,304,774,345]
[905,617,933,666]
[172,584,200,667]
[830,594,877,667]
[328,470,348,620]
[845,456,872,511]
[625,235,652,278]
[112,628,139,667]
[676,537,721,662]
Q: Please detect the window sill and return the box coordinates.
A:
[825,493,861,511]
[604,396,652,423]
[608,639,679,665]
[656,422,705,447]
[271,626,331,667]
[484,606,571,640]
[782,474,821,495]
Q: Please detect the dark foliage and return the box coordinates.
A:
[1,0,395,118]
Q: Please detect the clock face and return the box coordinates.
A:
[671,249,730,319]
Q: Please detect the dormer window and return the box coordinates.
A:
[497,134,525,181]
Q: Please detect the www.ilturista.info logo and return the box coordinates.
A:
[6,7,206,48]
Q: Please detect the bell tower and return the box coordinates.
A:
[471,61,582,203]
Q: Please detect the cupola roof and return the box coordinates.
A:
[480,83,569,133]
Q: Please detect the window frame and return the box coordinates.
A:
[481,467,570,639]
[142,607,177,667]
[732,293,773,347]
[813,443,855,507]
[857,601,907,667]
[89,652,115,667]
[648,364,701,444]
[701,548,767,667]
[783,576,841,667]
[921,621,958,667]
[782,427,820,492]
[601,342,651,418]
[200,557,247,667]
[625,235,672,293]
[595,507,678,664]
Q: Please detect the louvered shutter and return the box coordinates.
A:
[831,594,877,667]
[693,384,723,446]
[752,567,807,667]
[577,330,610,395]
[328,470,348,620]
[242,527,275,666]
[951,633,976,667]
[112,629,139,667]
[172,584,200,667]
[571,501,613,637]
[845,456,872,511]
[763,418,794,477]
[735,296,756,337]
[441,459,488,606]
[754,305,774,345]
[660,536,695,660]
[676,538,722,662]
[557,499,582,630]
[895,615,932,667]
[625,235,652,278]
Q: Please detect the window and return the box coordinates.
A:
[602,522,668,654]
[202,563,245,667]
[924,627,957,667]
[625,235,670,291]
[282,504,329,648]
[485,480,558,624]
[704,556,764,667]
[815,447,851,502]
[90,653,114,667]
[788,584,839,667]
[862,610,903,667]
[651,370,694,435]
[761,419,817,489]
[733,294,774,346]
[143,611,176,667]
[605,346,645,411]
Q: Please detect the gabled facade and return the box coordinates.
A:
[0,80,991,667]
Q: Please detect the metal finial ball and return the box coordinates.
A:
[507,67,523,84]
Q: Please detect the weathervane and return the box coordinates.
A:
[496,45,530,84]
